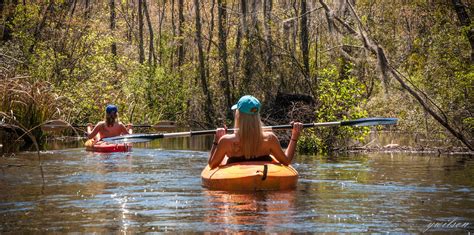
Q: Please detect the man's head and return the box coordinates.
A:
[105,104,118,126]
[106,104,118,114]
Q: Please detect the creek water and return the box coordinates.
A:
[0,136,473,233]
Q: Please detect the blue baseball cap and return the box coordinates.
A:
[106,104,118,114]
[231,95,261,115]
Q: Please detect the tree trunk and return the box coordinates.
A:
[84,0,91,19]
[300,0,315,97]
[262,0,274,101]
[300,0,309,78]
[138,0,145,64]
[217,0,232,120]
[240,0,248,38]
[451,0,474,62]
[313,14,319,91]
[240,0,252,93]
[205,0,216,83]
[233,22,242,94]
[156,0,166,66]
[143,0,156,67]
[177,0,185,70]
[122,0,134,43]
[109,0,117,57]
[170,0,176,70]
[249,0,258,36]
[69,0,77,16]
[194,0,215,126]
[291,1,298,55]
[263,0,273,73]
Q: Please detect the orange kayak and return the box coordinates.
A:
[201,159,298,191]
[84,139,132,152]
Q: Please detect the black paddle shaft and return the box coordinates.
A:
[102,117,398,143]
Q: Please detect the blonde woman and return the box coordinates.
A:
[208,95,303,169]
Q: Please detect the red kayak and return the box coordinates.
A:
[84,139,132,152]
[86,124,133,152]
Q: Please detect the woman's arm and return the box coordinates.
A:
[284,121,303,161]
[87,123,102,140]
[208,128,228,169]
[270,122,303,164]
[208,139,229,169]
[269,134,291,165]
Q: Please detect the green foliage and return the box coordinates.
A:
[2,2,190,130]
[2,0,472,152]
[10,4,41,56]
[298,128,322,154]
[464,117,474,130]
[123,66,189,124]
[298,64,369,153]
[363,0,473,142]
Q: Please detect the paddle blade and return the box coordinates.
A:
[340,117,398,127]
[132,121,177,131]
[41,120,73,132]
[102,133,165,143]
[153,121,176,131]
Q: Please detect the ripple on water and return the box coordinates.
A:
[1,149,473,233]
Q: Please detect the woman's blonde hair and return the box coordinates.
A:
[235,111,264,158]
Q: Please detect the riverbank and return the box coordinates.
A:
[344,145,473,156]
[1,130,472,156]
[342,131,473,156]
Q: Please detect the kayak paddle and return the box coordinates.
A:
[102,117,398,144]
[41,120,176,132]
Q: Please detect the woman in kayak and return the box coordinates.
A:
[208,95,303,169]
[87,104,131,141]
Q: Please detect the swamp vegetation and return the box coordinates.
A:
[0,0,472,153]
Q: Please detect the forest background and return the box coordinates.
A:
[0,0,472,153]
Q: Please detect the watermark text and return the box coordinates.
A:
[424,219,471,232]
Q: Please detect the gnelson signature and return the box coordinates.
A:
[423,219,471,232]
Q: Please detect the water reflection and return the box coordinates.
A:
[204,190,296,232]
[45,135,213,152]
[1,138,473,233]
[83,152,135,233]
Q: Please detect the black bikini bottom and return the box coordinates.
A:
[226,155,273,164]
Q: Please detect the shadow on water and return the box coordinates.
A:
[1,135,473,233]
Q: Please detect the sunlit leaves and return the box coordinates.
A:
[298,65,369,153]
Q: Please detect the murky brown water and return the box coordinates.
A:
[0,137,473,233]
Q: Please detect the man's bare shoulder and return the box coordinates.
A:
[116,122,128,128]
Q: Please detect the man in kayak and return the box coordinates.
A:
[87,104,131,141]
[208,95,303,169]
